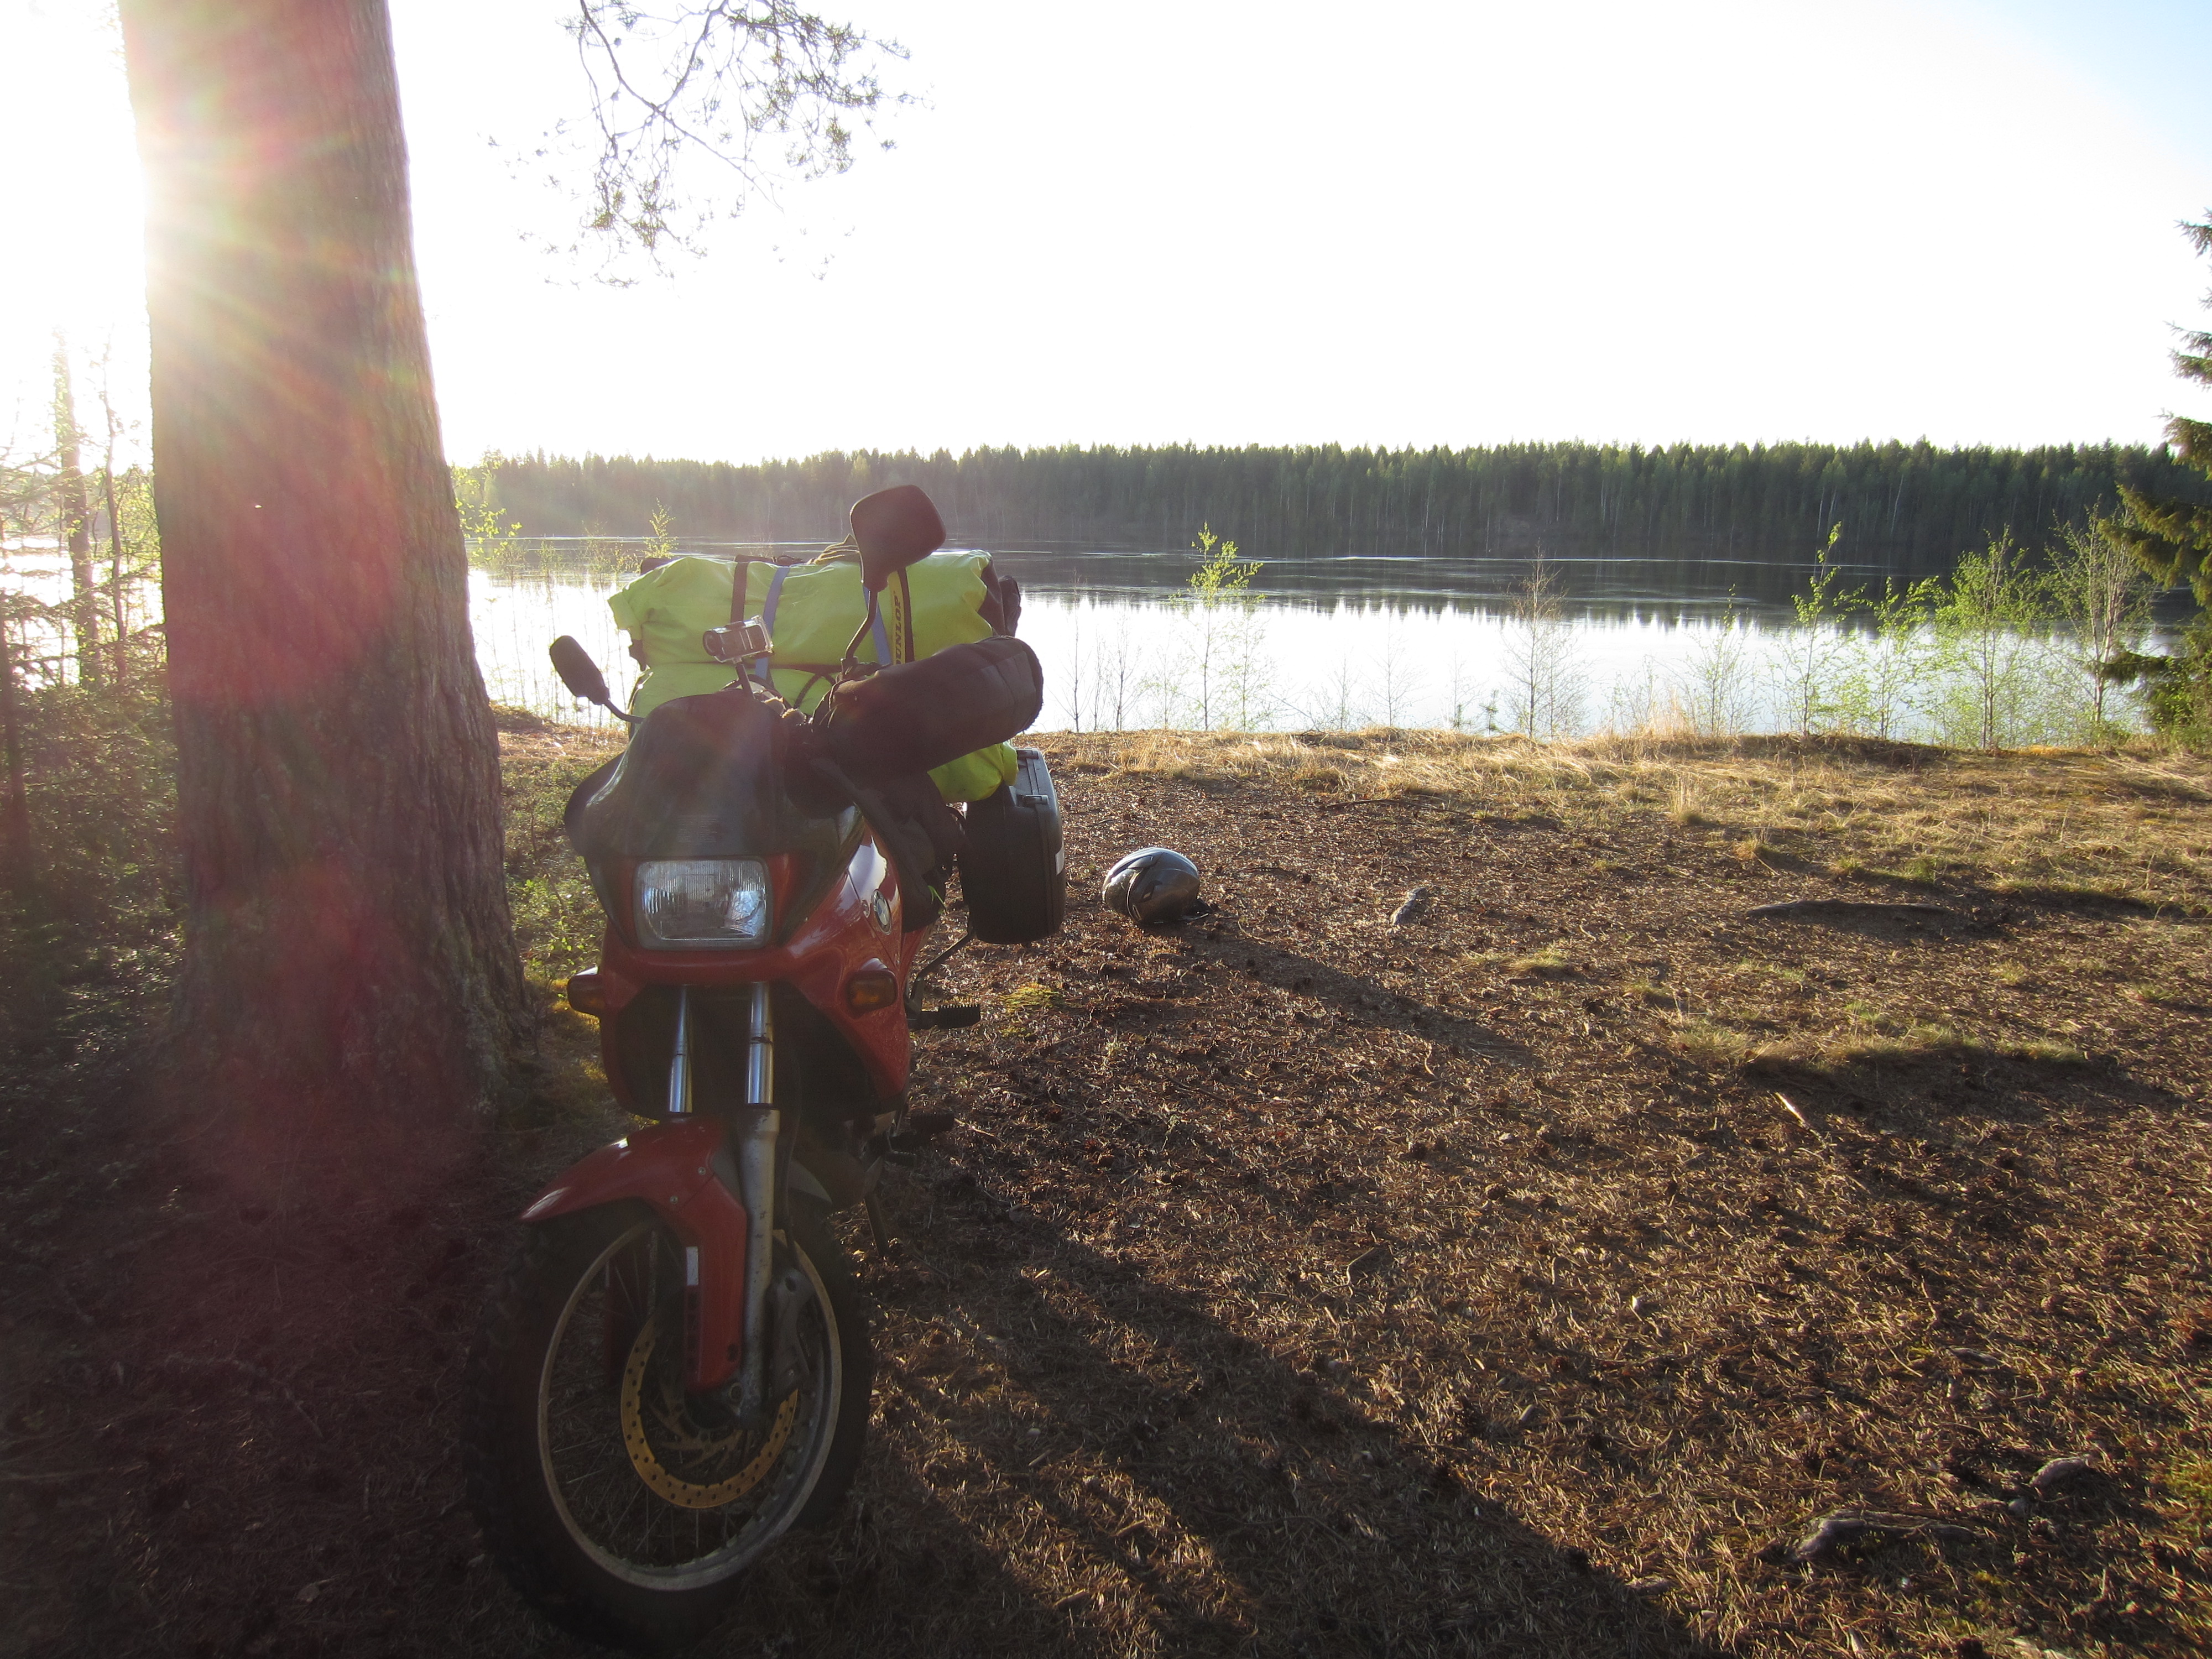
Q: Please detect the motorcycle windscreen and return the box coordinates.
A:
[568,686,848,864]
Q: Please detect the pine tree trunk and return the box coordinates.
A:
[119,0,531,1196]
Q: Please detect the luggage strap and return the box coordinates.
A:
[748,559,895,698]
[751,564,793,691]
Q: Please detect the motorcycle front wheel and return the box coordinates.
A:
[463,1197,869,1652]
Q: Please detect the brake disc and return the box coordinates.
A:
[618,1316,799,1510]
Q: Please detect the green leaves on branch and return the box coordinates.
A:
[453,456,669,585]
[2096,209,2212,740]
[1767,523,2153,749]
[1927,534,2059,752]
[643,502,677,564]
[1152,526,1271,732]
[1182,525,1260,608]
[2110,487,2212,604]
[454,457,525,565]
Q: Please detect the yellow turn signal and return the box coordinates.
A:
[844,968,901,1015]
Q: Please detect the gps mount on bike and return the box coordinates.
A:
[700,617,773,666]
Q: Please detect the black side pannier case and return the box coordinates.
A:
[958,747,1066,944]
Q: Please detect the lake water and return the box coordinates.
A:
[474,540,2166,744]
[1,538,2170,744]
[473,540,1861,735]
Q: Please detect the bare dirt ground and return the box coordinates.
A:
[3,724,2208,1659]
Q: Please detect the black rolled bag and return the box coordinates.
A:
[958,747,1066,945]
[816,642,1064,943]
[805,635,1048,935]
[817,635,1045,785]
[811,641,1061,942]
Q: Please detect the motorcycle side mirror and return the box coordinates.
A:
[549,635,613,706]
[850,484,945,593]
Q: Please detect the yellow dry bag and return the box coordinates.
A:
[607,550,1022,804]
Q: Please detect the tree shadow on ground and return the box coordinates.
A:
[1084,915,1535,1073]
[830,1159,1726,1658]
[1745,907,1993,946]
[1747,1042,2152,1123]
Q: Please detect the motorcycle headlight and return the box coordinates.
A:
[634,859,771,948]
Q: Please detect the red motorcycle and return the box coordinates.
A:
[463,487,1058,1650]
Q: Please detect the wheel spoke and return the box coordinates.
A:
[508,1213,848,1590]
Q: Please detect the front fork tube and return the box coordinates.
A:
[732,984,779,1426]
[666,986,695,1118]
[662,983,781,1417]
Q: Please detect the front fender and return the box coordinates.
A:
[520,1118,727,1222]
[519,1119,749,1394]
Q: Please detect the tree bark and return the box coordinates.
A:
[118,0,531,1197]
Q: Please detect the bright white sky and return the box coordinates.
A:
[3,0,2209,469]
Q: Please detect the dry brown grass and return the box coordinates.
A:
[3,723,2206,1659]
[860,728,2211,1658]
[1071,728,2212,919]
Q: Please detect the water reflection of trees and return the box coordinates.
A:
[476,532,2179,747]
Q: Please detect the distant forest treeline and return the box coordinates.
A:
[478,441,2209,570]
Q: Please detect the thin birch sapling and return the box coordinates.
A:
[1929,533,2053,752]
[1777,524,1853,736]
[1829,575,1939,741]
[1177,526,1267,731]
[2049,517,2152,742]
[1674,598,1760,739]
[1502,558,1582,738]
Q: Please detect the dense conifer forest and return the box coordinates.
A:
[479,440,2208,569]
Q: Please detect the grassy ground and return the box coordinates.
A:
[2,720,2207,1658]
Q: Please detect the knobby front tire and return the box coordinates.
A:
[463,1198,869,1652]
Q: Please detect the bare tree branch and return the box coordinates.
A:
[536,1,909,279]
